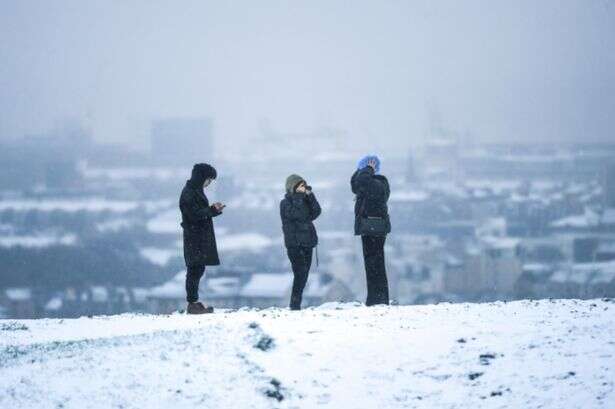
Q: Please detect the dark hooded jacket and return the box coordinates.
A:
[180,164,221,266]
[350,166,391,236]
[280,192,322,248]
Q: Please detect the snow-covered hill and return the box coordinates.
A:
[1,299,614,408]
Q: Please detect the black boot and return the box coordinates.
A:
[187,302,214,314]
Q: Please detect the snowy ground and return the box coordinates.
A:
[1,299,614,409]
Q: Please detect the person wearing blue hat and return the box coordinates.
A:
[350,155,391,306]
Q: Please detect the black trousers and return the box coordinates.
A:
[186,264,205,303]
[361,235,389,306]
[287,246,313,310]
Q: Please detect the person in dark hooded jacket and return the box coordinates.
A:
[280,174,321,310]
[351,155,391,306]
[179,163,225,314]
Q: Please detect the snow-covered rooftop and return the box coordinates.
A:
[602,208,615,225]
[44,297,63,311]
[147,272,186,299]
[480,236,521,250]
[550,208,600,229]
[205,277,241,298]
[389,190,430,202]
[596,242,615,254]
[217,233,274,253]
[139,247,179,266]
[318,230,352,240]
[239,273,293,298]
[5,288,32,301]
[0,233,77,248]
[146,209,180,234]
[550,261,615,285]
[0,198,170,213]
[522,263,553,274]
[81,166,189,181]
[303,273,333,298]
[90,286,108,303]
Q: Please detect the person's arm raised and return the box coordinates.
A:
[182,190,220,221]
[306,191,321,220]
[351,166,375,195]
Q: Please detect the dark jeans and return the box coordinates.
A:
[186,264,205,303]
[287,246,313,310]
[361,235,389,306]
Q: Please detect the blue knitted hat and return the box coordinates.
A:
[357,155,381,174]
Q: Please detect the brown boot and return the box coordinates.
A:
[187,302,214,314]
[200,302,214,314]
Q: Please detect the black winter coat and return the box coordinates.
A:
[350,167,391,236]
[180,179,222,266]
[280,192,322,248]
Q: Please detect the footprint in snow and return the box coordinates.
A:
[479,353,501,365]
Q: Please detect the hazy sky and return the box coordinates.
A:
[1,0,614,154]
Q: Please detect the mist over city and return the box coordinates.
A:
[1,1,615,319]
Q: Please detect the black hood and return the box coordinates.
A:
[188,163,217,189]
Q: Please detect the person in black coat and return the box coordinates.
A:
[280,174,322,310]
[351,155,391,306]
[179,163,225,314]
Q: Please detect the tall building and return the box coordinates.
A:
[150,118,214,164]
[406,149,419,183]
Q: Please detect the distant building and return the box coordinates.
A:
[45,160,80,189]
[237,272,349,309]
[43,295,64,318]
[420,138,461,181]
[406,149,419,183]
[604,163,615,208]
[0,138,82,190]
[37,287,146,318]
[248,121,354,162]
[547,261,615,299]
[3,288,35,318]
[147,272,192,313]
[514,263,556,299]
[549,208,600,235]
[445,237,523,299]
[601,208,615,233]
[150,118,214,164]
[146,270,349,313]
[520,236,571,263]
[387,234,448,304]
[595,242,615,262]
[237,273,294,308]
